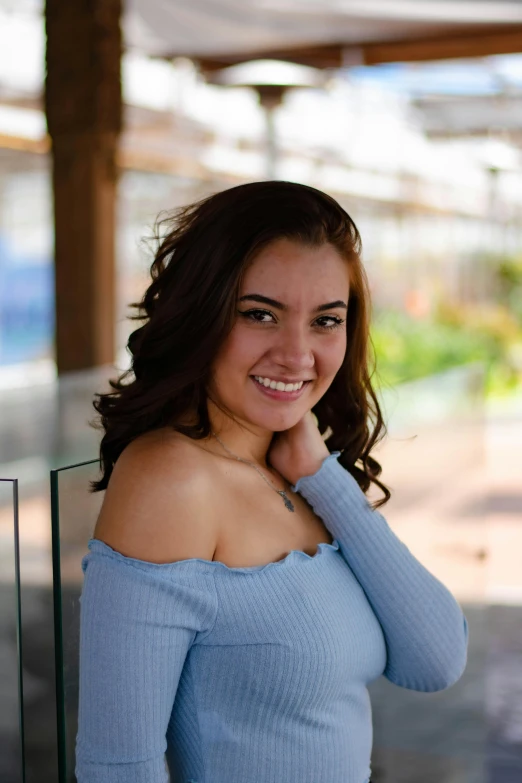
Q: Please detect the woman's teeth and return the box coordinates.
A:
[253,376,305,392]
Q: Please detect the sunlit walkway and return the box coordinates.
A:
[369,391,522,783]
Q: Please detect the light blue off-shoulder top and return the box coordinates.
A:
[75,451,468,783]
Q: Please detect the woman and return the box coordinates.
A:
[76,181,469,783]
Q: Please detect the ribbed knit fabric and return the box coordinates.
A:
[75,450,469,783]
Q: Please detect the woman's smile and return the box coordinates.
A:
[250,375,312,401]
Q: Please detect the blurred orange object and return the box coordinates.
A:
[404,289,431,318]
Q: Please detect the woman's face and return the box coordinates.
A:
[208,238,350,434]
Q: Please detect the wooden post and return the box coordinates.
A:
[45,0,122,371]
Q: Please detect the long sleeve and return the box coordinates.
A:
[75,540,219,783]
[291,451,469,692]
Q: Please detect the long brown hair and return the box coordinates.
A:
[90,181,391,508]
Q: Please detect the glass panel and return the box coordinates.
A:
[0,477,25,783]
[50,459,102,783]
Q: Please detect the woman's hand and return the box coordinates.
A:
[267,411,331,487]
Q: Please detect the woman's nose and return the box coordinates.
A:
[272,328,315,367]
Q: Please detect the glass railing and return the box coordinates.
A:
[0,476,25,783]
[50,459,102,783]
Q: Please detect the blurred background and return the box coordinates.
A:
[1,1,521,782]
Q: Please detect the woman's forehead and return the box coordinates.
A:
[241,241,350,292]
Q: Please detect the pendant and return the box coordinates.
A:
[279,491,295,512]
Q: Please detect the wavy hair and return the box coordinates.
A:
[90,180,391,508]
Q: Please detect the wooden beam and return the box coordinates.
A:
[187,24,522,72]
[45,0,122,373]
[192,46,344,73]
[0,133,49,154]
[364,25,522,64]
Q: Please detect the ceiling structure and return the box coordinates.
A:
[122,0,522,145]
[124,0,522,71]
[412,92,522,139]
[3,1,522,148]
[348,56,522,142]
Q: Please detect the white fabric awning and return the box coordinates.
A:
[124,0,522,65]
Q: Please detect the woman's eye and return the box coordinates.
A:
[238,309,345,331]
[316,316,345,331]
[240,309,274,324]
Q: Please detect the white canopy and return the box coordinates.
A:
[124,0,522,66]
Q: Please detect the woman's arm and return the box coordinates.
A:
[75,435,220,781]
[75,541,218,782]
[291,452,469,692]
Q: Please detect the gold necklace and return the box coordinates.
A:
[211,430,296,512]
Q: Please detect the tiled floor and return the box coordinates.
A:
[0,365,521,783]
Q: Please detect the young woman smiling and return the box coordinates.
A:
[76,180,469,783]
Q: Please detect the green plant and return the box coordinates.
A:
[496,256,522,323]
[370,304,522,398]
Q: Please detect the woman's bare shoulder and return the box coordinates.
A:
[92,428,219,564]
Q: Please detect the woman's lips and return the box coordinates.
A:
[250,376,310,401]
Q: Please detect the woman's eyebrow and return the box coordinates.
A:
[239,294,347,312]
